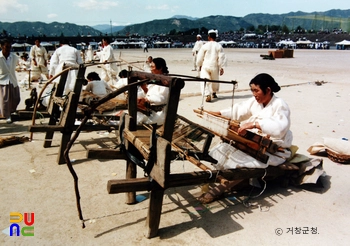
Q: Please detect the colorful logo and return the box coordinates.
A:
[9,212,35,236]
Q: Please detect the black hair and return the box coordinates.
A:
[87,72,101,81]
[60,38,70,45]
[208,32,217,40]
[0,39,11,46]
[102,37,111,44]
[119,69,128,78]
[249,73,281,95]
[152,57,169,74]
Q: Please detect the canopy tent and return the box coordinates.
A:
[110,40,127,45]
[12,43,32,48]
[218,40,237,47]
[296,40,313,44]
[40,42,53,47]
[11,43,32,52]
[153,41,171,48]
[276,40,296,49]
[335,40,350,45]
[335,40,350,50]
[295,39,313,49]
[153,41,171,45]
[110,40,145,49]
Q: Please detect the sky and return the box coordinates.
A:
[1,0,349,27]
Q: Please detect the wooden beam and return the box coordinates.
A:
[29,124,114,133]
[107,166,291,194]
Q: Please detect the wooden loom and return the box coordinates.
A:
[193,109,282,163]
[28,63,124,164]
[74,72,299,238]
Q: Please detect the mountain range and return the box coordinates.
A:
[1,9,349,37]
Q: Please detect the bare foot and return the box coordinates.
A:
[197,192,218,204]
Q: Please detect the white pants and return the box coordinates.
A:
[200,66,220,96]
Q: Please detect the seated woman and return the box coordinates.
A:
[84,71,113,98]
[199,73,293,203]
[136,57,170,125]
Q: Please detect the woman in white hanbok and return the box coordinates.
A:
[199,73,293,203]
[136,57,169,125]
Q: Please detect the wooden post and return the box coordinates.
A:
[123,114,138,204]
[43,67,68,148]
[123,68,139,204]
[56,65,86,164]
[145,183,164,238]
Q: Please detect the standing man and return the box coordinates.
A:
[47,39,83,102]
[191,34,203,74]
[0,39,21,123]
[86,44,93,63]
[100,37,118,83]
[143,42,148,53]
[196,29,226,102]
[30,38,49,81]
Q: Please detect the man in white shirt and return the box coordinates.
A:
[49,39,83,92]
[30,39,49,81]
[41,39,83,107]
[100,37,118,83]
[0,39,20,123]
[196,29,227,102]
[191,34,203,73]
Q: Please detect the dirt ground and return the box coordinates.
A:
[1,48,350,245]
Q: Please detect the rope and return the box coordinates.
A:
[243,169,268,207]
[63,79,153,227]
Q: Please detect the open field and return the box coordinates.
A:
[1,48,350,245]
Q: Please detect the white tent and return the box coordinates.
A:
[277,40,296,49]
[12,43,32,48]
[218,40,236,47]
[335,40,350,45]
[40,42,53,47]
[153,41,171,45]
[335,40,350,50]
[153,41,171,48]
[12,43,23,47]
[296,40,313,44]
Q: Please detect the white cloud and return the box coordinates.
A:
[0,0,28,13]
[74,0,119,10]
[47,13,58,19]
[146,4,170,10]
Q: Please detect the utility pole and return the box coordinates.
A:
[110,19,112,37]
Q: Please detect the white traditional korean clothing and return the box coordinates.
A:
[192,40,203,70]
[99,44,118,82]
[210,95,293,169]
[85,80,112,98]
[49,44,83,92]
[196,41,226,96]
[137,84,169,125]
[30,45,49,79]
[86,45,93,62]
[42,45,82,107]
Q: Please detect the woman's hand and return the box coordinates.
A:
[137,97,149,109]
[237,121,257,136]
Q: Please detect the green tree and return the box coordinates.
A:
[281,25,289,34]
[247,25,255,32]
[169,29,177,35]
